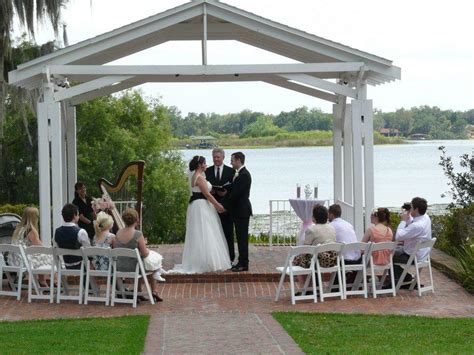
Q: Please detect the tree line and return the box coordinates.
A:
[169,105,474,139]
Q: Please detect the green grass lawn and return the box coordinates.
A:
[0,315,149,354]
[273,312,474,354]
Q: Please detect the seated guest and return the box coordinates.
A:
[112,208,165,302]
[393,197,432,283]
[328,204,361,264]
[293,205,336,290]
[91,211,115,271]
[362,208,393,265]
[8,207,53,286]
[54,203,90,269]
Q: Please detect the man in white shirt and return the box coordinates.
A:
[328,204,361,263]
[394,197,432,282]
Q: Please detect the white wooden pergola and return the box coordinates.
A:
[8,0,400,245]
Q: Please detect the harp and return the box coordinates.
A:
[97,160,145,231]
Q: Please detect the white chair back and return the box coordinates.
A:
[314,243,343,302]
[23,246,55,303]
[110,248,154,308]
[81,247,112,305]
[0,244,27,300]
[395,238,437,296]
[275,246,318,305]
[340,242,370,299]
[366,241,397,298]
[54,248,85,304]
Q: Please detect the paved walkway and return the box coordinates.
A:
[1,246,473,354]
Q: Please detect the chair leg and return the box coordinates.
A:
[274,270,286,302]
[133,276,139,308]
[78,272,84,305]
[111,274,117,306]
[289,273,295,305]
[311,271,317,303]
[28,275,32,303]
[105,274,111,306]
[371,266,377,299]
[84,270,90,305]
[390,266,396,297]
[362,268,368,298]
[317,271,324,302]
[428,262,435,294]
[16,270,23,300]
[56,270,62,304]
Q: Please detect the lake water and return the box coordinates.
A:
[180,140,473,214]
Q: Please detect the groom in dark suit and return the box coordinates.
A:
[205,148,236,264]
[223,151,252,272]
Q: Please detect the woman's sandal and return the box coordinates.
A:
[152,292,163,302]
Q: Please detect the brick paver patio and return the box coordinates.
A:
[1,245,473,354]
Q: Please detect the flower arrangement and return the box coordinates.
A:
[92,194,115,213]
[304,184,312,199]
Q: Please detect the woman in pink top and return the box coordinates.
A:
[362,208,393,265]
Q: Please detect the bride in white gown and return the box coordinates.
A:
[170,156,231,274]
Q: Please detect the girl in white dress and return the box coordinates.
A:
[170,156,231,274]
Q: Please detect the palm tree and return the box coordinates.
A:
[0,0,68,165]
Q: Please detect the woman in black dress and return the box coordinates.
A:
[72,182,96,240]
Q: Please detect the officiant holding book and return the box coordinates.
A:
[206,148,236,264]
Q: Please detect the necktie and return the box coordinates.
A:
[216,166,220,181]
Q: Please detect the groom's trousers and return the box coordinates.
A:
[233,216,250,267]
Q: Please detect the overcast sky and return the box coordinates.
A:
[20,0,473,115]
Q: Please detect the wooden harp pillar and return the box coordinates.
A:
[97,160,145,230]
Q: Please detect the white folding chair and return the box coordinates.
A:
[111,248,154,308]
[395,238,436,296]
[275,246,318,305]
[82,247,112,305]
[315,243,344,302]
[54,248,85,304]
[366,241,397,298]
[23,246,55,303]
[340,242,370,299]
[0,244,28,300]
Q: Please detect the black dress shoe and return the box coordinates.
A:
[232,265,248,272]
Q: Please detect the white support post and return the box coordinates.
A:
[202,4,208,65]
[61,103,68,204]
[332,100,344,203]
[343,104,353,207]
[362,99,374,230]
[351,100,364,240]
[64,103,77,201]
[50,101,63,236]
[37,101,52,246]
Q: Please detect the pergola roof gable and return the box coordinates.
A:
[9,0,400,90]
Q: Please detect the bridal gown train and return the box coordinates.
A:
[170,175,231,274]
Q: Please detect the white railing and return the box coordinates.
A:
[249,199,331,247]
[268,200,300,247]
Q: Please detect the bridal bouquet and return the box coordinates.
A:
[92,194,115,213]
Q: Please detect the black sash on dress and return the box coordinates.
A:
[189,192,206,204]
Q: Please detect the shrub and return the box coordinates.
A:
[0,204,29,216]
[438,146,474,208]
[433,205,474,255]
[455,244,474,293]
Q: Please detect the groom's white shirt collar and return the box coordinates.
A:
[236,165,245,173]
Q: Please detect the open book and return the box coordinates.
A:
[212,181,231,192]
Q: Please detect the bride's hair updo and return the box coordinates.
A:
[189,156,206,171]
